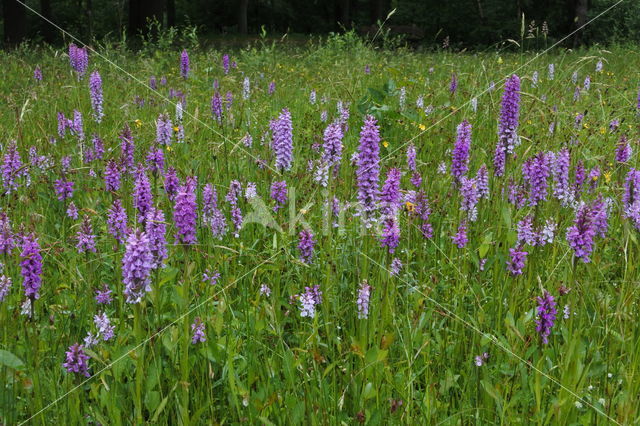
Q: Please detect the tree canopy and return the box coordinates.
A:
[2,0,639,48]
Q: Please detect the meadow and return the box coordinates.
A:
[0,34,639,424]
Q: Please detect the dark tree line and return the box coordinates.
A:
[2,0,639,48]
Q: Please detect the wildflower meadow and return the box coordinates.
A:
[1,35,639,424]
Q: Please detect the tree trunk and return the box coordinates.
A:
[238,0,248,34]
[3,0,27,46]
[573,0,588,47]
[86,0,93,40]
[128,0,141,35]
[339,0,350,28]
[370,0,385,24]
[40,0,55,43]
[129,0,165,36]
[167,0,175,27]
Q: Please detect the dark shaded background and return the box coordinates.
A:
[2,0,639,49]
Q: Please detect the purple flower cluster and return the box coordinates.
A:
[0,213,14,254]
[551,148,572,206]
[535,291,557,344]
[566,202,598,263]
[95,284,112,305]
[191,318,206,344]
[122,230,153,304]
[390,258,402,277]
[298,285,322,318]
[164,167,179,201]
[322,121,343,169]
[623,169,640,230]
[146,207,168,269]
[226,180,243,237]
[0,275,12,302]
[380,216,400,253]
[380,168,402,217]
[475,165,489,199]
[271,109,294,171]
[356,115,381,226]
[222,54,230,74]
[452,221,468,248]
[173,176,198,244]
[107,199,128,244]
[133,167,152,222]
[146,147,165,174]
[506,247,527,275]
[20,234,43,300]
[156,114,173,145]
[180,49,190,79]
[298,229,316,264]
[105,160,121,192]
[119,125,135,170]
[2,142,26,194]
[203,269,221,285]
[211,92,223,124]
[70,110,85,141]
[76,215,97,253]
[54,179,74,201]
[414,191,433,239]
[69,44,88,77]
[84,134,104,163]
[356,281,371,319]
[89,71,103,123]
[451,120,472,183]
[202,184,227,239]
[407,144,417,171]
[522,152,552,206]
[494,74,521,176]
[459,176,480,222]
[94,312,115,341]
[573,160,586,200]
[67,201,78,220]
[270,180,288,212]
[615,135,632,163]
[63,343,90,376]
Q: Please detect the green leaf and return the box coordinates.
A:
[502,206,511,228]
[0,350,24,370]
[481,380,504,411]
[362,382,376,399]
[368,88,386,103]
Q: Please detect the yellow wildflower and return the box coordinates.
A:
[134,119,142,128]
[418,124,426,131]
[604,172,611,183]
[382,141,389,148]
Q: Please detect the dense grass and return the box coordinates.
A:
[0,37,639,424]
